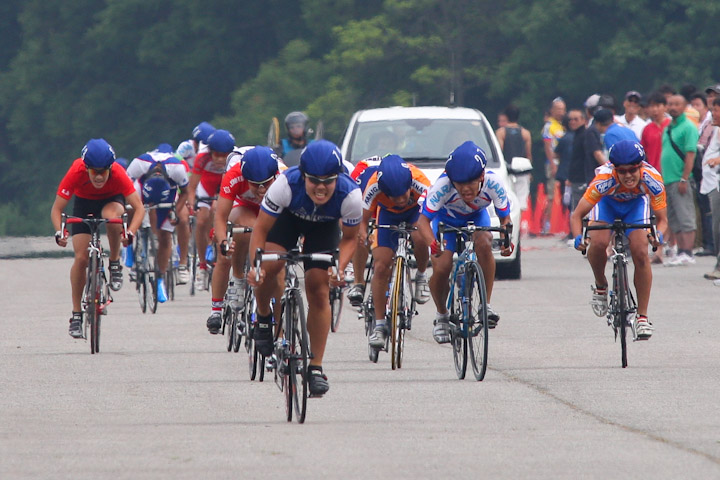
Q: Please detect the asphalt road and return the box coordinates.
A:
[2,236,720,479]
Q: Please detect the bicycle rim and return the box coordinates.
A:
[288,291,308,423]
[466,262,489,381]
[451,283,467,379]
[389,258,403,370]
[616,260,628,368]
[166,269,175,301]
[88,254,100,354]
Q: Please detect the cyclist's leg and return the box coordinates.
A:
[304,268,331,367]
[628,228,651,316]
[155,219,173,277]
[410,228,429,274]
[175,200,190,271]
[230,205,257,281]
[428,214,456,315]
[370,246,394,322]
[70,233,91,312]
[101,200,125,262]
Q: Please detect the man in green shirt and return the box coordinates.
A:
[661,94,699,264]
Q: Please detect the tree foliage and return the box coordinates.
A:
[2,0,720,234]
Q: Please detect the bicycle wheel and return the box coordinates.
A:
[236,284,254,353]
[615,259,629,368]
[364,297,379,363]
[147,238,159,314]
[165,268,175,301]
[134,237,147,313]
[87,253,100,354]
[451,282,467,379]
[189,222,197,296]
[329,286,343,333]
[224,304,234,352]
[396,259,415,369]
[389,257,404,370]
[466,262,489,381]
[285,290,309,423]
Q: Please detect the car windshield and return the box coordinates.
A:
[346,118,500,168]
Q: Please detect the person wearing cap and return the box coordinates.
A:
[417,141,514,344]
[51,139,145,338]
[355,155,431,349]
[126,145,190,303]
[662,94,699,265]
[585,109,614,174]
[704,84,720,105]
[616,91,649,139]
[187,129,237,289]
[571,140,667,339]
[601,110,639,150]
[203,146,283,334]
[248,140,362,396]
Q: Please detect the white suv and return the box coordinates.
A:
[340,106,530,279]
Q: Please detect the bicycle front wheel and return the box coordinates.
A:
[466,262,489,381]
[86,253,100,354]
[451,282,467,379]
[615,259,629,368]
[389,257,405,370]
[285,290,309,423]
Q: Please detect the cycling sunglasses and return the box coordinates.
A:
[86,167,111,176]
[305,173,338,185]
[615,165,641,175]
[248,175,276,189]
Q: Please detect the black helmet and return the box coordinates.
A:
[284,111,309,137]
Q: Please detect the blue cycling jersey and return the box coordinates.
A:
[261,166,362,226]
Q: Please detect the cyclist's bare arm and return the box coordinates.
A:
[247,210,277,286]
[417,215,436,249]
[213,196,234,244]
[570,197,595,241]
[337,223,359,275]
[187,173,200,210]
[652,208,668,247]
[50,195,71,247]
[359,207,374,245]
[175,189,189,217]
[125,192,145,236]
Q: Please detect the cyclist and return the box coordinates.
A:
[571,139,667,339]
[346,156,383,306]
[51,138,145,338]
[248,140,362,396]
[127,145,190,302]
[206,146,281,334]
[357,154,432,349]
[190,121,215,166]
[172,140,195,284]
[187,129,236,290]
[417,141,514,344]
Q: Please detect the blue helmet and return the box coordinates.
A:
[141,176,172,205]
[609,139,646,166]
[82,138,116,169]
[377,154,412,197]
[299,140,343,176]
[192,121,215,143]
[444,141,487,183]
[175,140,195,160]
[156,143,174,154]
[115,157,129,170]
[207,129,236,153]
[241,146,279,182]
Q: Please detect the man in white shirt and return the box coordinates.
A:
[616,91,649,139]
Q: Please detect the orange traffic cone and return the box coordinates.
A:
[529,183,547,236]
[549,183,569,235]
[520,196,533,237]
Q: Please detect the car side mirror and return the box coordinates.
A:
[508,156,532,175]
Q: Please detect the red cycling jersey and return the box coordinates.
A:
[219,162,277,213]
[57,158,136,200]
[192,151,226,195]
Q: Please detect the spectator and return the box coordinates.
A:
[496,104,532,171]
[691,92,715,255]
[603,116,638,149]
[704,84,720,105]
[641,92,670,172]
[662,94,699,265]
[680,84,701,127]
[616,91,649,139]
[541,97,566,232]
[567,109,589,211]
[497,111,508,129]
[702,97,720,278]
[584,108,610,184]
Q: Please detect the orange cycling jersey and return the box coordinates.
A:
[583,161,667,211]
[362,163,431,214]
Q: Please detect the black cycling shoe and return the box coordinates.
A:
[307,367,329,396]
[253,314,274,357]
[206,312,222,335]
[109,261,123,291]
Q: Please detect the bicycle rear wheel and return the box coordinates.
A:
[389,257,404,370]
[329,286,343,333]
[165,268,175,301]
[224,305,234,352]
[615,259,629,368]
[466,262,489,381]
[285,291,309,423]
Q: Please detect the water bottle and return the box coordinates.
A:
[123,244,134,268]
[205,244,215,263]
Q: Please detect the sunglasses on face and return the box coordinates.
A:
[616,165,640,175]
[305,174,338,185]
[87,167,111,176]
[248,176,276,189]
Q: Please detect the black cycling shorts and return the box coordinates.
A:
[266,210,340,270]
[70,195,125,236]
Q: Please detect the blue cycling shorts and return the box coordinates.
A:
[589,195,650,233]
[375,207,420,250]
[431,208,490,252]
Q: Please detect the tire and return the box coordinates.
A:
[389,257,405,370]
[165,269,175,301]
[224,305,234,352]
[329,287,343,333]
[616,259,629,368]
[286,290,309,423]
[451,278,467,379]
[147,235,159,314]
[137,272,147,313]
[363,296,379,363]
[466,262,489,381]
[495,241,521,280]
[148,273,158,314]
[87,253,100,354]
